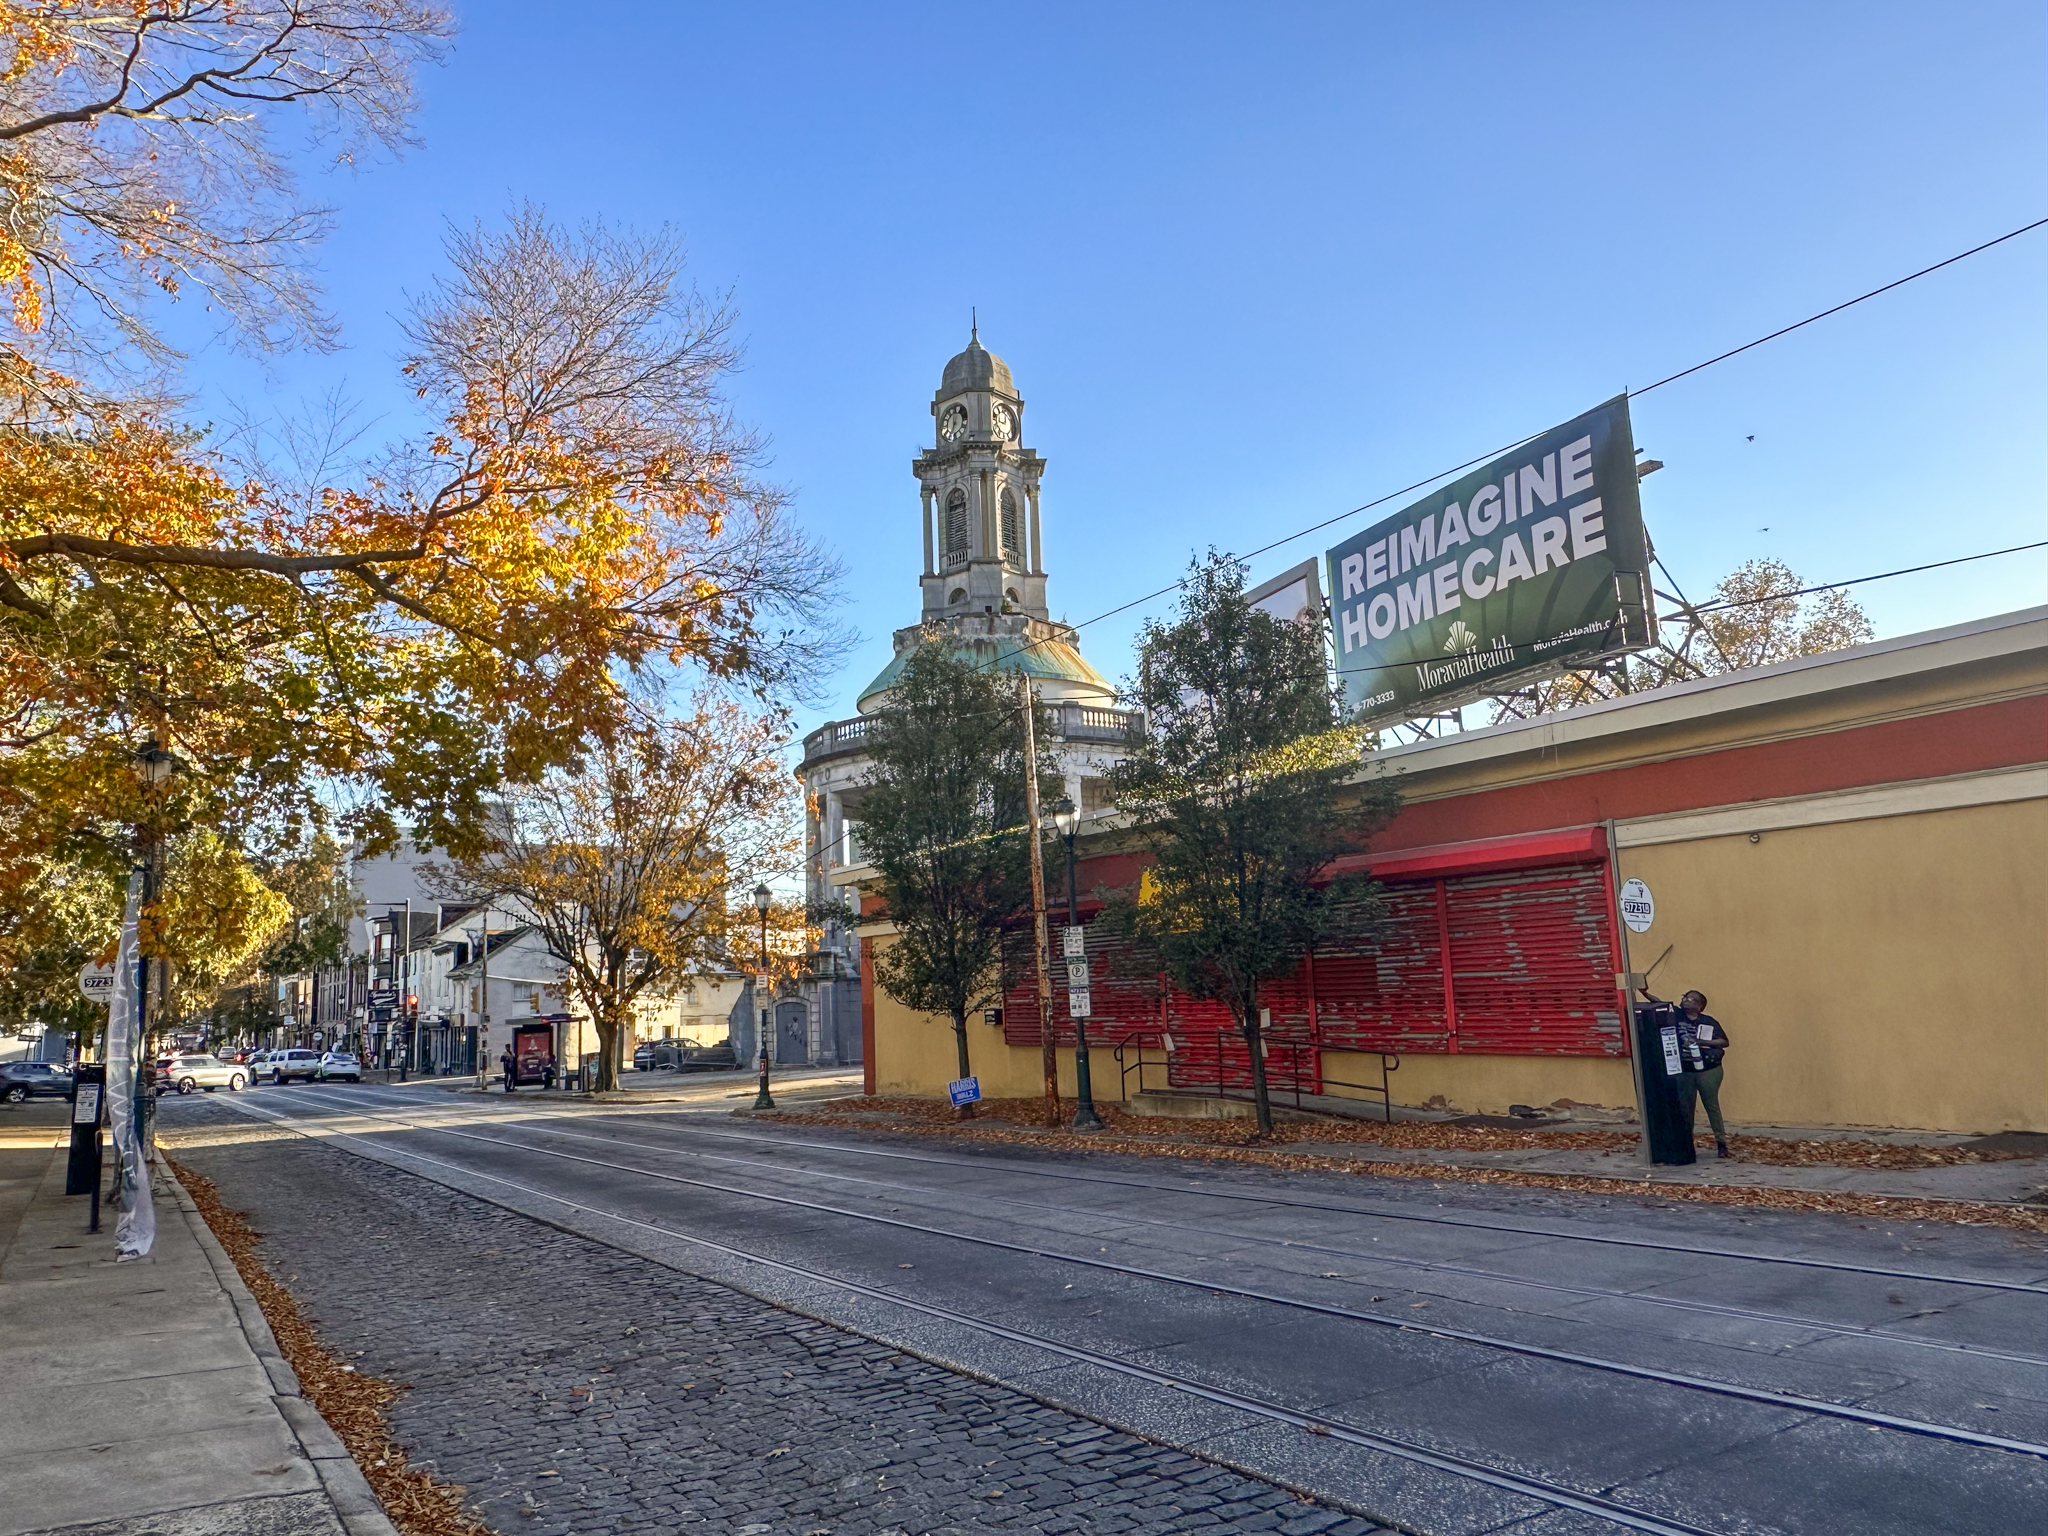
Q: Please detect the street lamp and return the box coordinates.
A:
[125,737,184,1175]
[752,883,775,1110]
[466,922,490,1091]
[381,900,414,1081]
[1051,796,1103,1131]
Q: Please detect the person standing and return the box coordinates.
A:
[500,1044,516,1094]
[1640,987,1733,1158]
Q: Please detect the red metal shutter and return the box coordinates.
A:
[999,925,1042,1047]
[1443,865,1625,1056]
[1309,884,1452,1054]
[1001,918,1165,1051]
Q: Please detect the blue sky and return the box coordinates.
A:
[182,2,2048,739]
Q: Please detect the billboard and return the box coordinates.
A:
[1244,558,1325,628]
[1326,396,1653,722]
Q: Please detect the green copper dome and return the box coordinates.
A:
[856,632,1112,714]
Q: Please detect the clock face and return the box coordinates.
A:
[991,403,1015,441]
[939,403,968,442]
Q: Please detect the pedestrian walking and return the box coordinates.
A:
[1641,986,1732,1158]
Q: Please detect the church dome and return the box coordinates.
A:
[939,330,1014,397]
[856,633,1112,715]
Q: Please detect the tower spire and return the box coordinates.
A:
[970,306,978,343]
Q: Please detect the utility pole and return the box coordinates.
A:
[1019,676,1059,1129]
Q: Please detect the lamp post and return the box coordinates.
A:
[128,738,183,1171]
[1051,796,1103,1131]
[381,900,416,1081]
[752,883,775,1110]
[466,919,490,1091]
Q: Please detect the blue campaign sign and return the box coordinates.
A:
[947,1076,982,1107]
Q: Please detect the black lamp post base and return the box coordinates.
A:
[1070,1103,1105,1132]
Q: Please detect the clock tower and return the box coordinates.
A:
[792,328,1133,1070]
[914,323,1048,622]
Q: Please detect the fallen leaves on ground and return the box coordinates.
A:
[795,1095,2025,1167]
[171,1160,493,1536]
[764,1099,2048,1235]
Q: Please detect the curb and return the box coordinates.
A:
[162,1165,402,1536]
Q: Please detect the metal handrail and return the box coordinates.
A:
[1110,1026,1398,1122]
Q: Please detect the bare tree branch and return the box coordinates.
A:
[0,2,453,367]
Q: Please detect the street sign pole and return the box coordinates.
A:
[1063,924,1102,1131]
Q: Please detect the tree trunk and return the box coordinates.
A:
[591,1006,621,1093]
[952,1009,975,1120]
[1241,1002,1275,1139]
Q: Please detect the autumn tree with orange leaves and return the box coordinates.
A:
[0,8,842,1034]
[431,700,807,1093]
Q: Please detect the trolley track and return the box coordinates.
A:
[231,1086,2048,1460]
[309,1085,2048,1368]
[302,1082,2048,1292]
[201,1089,1743,1536]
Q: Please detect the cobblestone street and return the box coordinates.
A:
[174,1116,1384,1536]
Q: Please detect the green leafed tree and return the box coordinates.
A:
[856,639,1053,1117]
[1107,553,1399,1136]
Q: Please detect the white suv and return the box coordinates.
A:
[159,1053,248,1094]
[264,1048,322,1084]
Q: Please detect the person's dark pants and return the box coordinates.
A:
[1677,1065,1728,1141]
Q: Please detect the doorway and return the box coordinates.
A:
[775,1000,810,1066]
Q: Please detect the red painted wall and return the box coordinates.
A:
[1372,694,2048,854]
[1059,693,2046,901]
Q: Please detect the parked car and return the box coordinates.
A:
[314,1052,362,1083]
[676,1043,738,1072]
[633,1042,657,1071]
[0,1060,74,1102]
[216,1046,252,1064]
[158,1053,248,1094]
[263,1048,321,1084]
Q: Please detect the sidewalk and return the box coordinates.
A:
[1283,1133,2048,1204]
[778,1095,2048,1214]
[0,1106,396,1536]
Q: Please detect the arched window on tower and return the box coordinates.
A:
[999,488,1022,565]
[944,488,970,565]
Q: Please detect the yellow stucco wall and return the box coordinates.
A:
[1320,1051,1637,1118]
[865,943,1095,1101]
[869,799,2048,1132]
[1614,798,2047,1133]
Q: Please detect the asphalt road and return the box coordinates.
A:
[160,1082,2048,1536]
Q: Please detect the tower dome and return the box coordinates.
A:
[938,327,1014,397]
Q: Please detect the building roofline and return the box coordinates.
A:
[1361,605,2046,781]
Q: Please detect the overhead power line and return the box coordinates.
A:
[1056,214,2048,642]
[1689,539,2048,615]
[777,538,2046,887]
